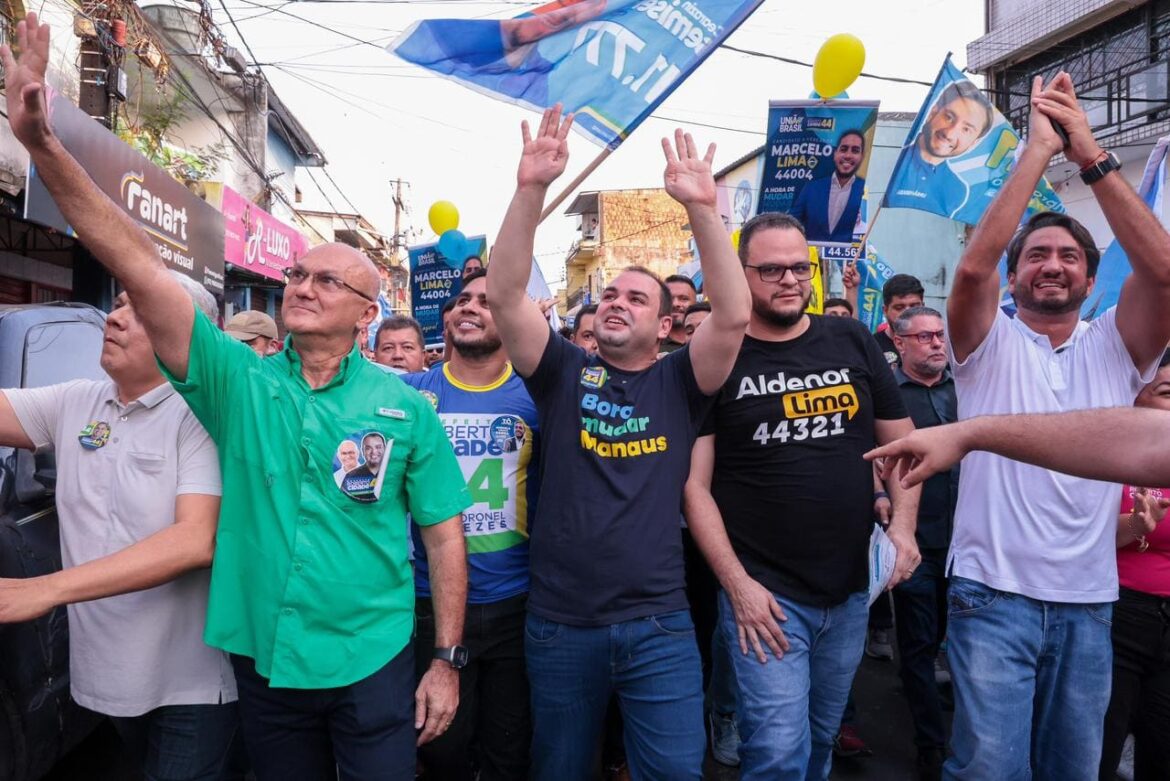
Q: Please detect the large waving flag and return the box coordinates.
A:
[1080,137,1168,318]
[882,55,1064,224]
[388,0,765,149]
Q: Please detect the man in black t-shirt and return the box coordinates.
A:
[683,212,921,780]
[486,106,751,781]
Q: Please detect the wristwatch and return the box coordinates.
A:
[433,645,470,670]
[1080,151,1121,185]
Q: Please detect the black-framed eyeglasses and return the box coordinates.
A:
[284,266,375,302]
[900,330,946,345]
[742,261,819,282]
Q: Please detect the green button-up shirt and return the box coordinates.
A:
[163,311,470,688]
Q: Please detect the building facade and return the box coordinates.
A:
[562,188,693,313]
[969,0,1170,244]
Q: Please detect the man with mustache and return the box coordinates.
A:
[887,306,957,780]
[941,72,1170,778]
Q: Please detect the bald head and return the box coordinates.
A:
[302,243,380,301]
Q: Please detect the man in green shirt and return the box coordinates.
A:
[3,15,471,780]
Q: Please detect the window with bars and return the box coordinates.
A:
[994,0,1170,137]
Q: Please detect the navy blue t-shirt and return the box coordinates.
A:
[521,334,715,626]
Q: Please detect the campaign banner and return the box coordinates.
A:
[25,92,225,294]
[715,150,764,231]
[883,55,1064,224]
[757,100,880,246]
[388,0,766,150]
[856,244,896,333]
[213,184,309,282]
[410,235,488,347]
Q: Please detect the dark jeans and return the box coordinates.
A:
[230,648,416,781]
[110,702,238,781]
[414,594,530,781]
[1100,587,1170,781]
[892,548,948,750]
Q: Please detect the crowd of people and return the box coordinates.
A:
[3,12,1170,781]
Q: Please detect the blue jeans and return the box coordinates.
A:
[944,576,1113,781]
[110,702,238,781]
[231,648,416,781]
[525,609,704,781]
[720,588,868,781]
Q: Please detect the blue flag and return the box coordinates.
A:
[882,55,1064,224]
[388,0,765,149]
[1081,138,1168,318]
[856,244,896,333]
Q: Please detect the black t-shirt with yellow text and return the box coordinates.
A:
[702,315,907,607]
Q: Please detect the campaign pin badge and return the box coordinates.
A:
[377,407,407,420]
[78,420,112,450]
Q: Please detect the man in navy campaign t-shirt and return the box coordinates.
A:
[486,106,751,780]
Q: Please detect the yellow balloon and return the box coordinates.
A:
[812,34,866,99]
[428,201,460,235]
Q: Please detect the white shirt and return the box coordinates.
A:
[827,174,856,233]
[6,380,236,716]
[948,308,1154,603]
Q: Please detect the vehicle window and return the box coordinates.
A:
[23,321,106,388]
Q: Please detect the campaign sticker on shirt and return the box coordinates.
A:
[78,420,111,450]
[419,390,439,410]
[580,366,608,389]
[333,430,393,503]
[490,415,527,454]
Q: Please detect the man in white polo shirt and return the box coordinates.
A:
[944,73,1170,778]
[0,275,237,780]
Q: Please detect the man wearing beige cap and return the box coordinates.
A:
[225,310,278,357]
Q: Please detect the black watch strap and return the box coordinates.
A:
[434,645,469,669]
[1080,151,1121,186]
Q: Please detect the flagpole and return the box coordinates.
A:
[850,203,882,264]
[539,147,614,224]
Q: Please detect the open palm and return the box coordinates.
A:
[1,13,53,150]
[517,104,573,188]
[662,129,716,208]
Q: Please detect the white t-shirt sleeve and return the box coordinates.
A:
[3,381,77,449]
[1091,307,1158,395]
[949,308,1011,378]
[174,407,223,497]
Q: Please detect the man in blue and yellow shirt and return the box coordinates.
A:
[405,270,540,780]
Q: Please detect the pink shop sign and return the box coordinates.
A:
[222,186,308,281]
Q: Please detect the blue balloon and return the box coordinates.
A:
[808,90,850,100]
[438,229,468,262]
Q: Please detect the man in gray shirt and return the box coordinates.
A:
[0,276,237,780]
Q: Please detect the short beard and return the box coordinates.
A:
[753,295,808,328]
[452,334,503,360]
[1013,284,1088,316]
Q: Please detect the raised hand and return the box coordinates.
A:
[517,104,573,189]
[662,129,716,208]
[842,261,859,290]
[1,13,53,152]
[1031,71,1104,169]
[1131,487,1170,537]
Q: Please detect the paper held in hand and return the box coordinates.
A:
[868,525,898,606]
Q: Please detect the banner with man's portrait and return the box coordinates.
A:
[757,100,880,247]
[883,56,1064,225]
